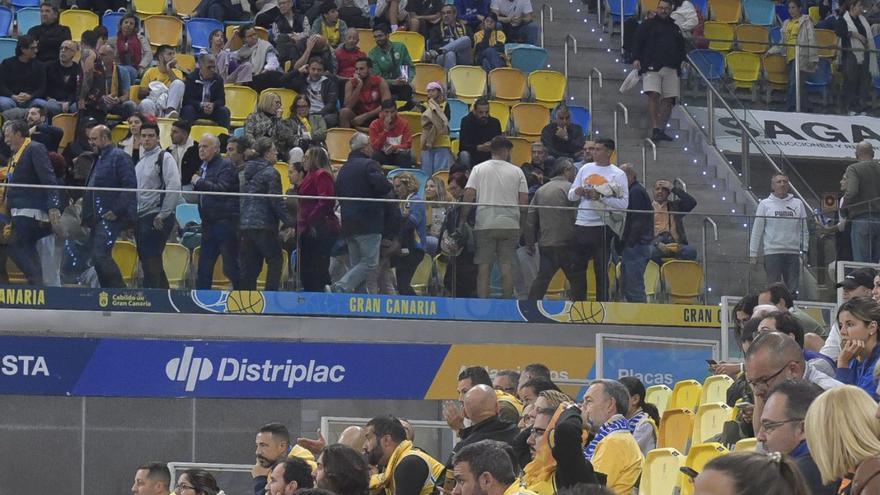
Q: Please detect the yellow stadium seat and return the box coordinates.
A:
[670,379,702,410]
[735,24,769,53]
[60,10,98,42]
[450,139,459,156]
[143,15,183,48]
[257,250,290,288]
[111,123,129,144]
[413,63,446,101]
[726,51,761,98]
[399,111,423,134]
[190,125,229,140]
[411,132,422,164]
[734,437,758,452]
[645,260,660,302]
[658,408,695,453]
[661,260,704,304]
[192,246,231,289]
[162,243,190,289]
[157,117,175,149]
[762,53,789,103]
[448,66,487,103]
[704,21,734,52]
[527,70,566,109]
[357,28,377,54]
[52,113,77,152]
[808,5,821,24]
[224,85,258,127]
[511,103,550,141]
[638,448,684,495]
[262,88,298,118]
[389,30,425,62]
[680,443,728,495]
[815,28,838,59]
[112,240,139,287]
[639,0,656,17]
[175,53,196,73]
[411,252,434,295]
[5,258,25,284]
[172,0,200,16]
[700,374,733,405]
[134,0,167,16]
[130,85,142,104]
[509,136,531,166]
[274,162,291,192]
[646,384,672,416]
[709,0,741,22]
[544,269,568,300]
[489,67,527,104]
[326,127,356,164]
[692,402,731,444]
[226,25,269,50]
[489,100,510,132]
[434,254,447,281]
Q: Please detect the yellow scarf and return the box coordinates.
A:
[523,404,565,486]
[369,441,443,495]
[321,21,341,47]
[1,137,30,205]
[299,115,312,133]
[496,390,524,414]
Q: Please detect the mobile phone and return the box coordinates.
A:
[706,359,718,366]
[680,466,699,479]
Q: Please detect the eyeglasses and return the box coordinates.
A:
[494,385,516,394]
[175,484,196,492]
[529,426,547,438]
[746,363,790,390]
[760,418,803,434]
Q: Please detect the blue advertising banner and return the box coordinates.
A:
[599,335,717,387]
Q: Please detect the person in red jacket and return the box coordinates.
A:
[369,99,413,168]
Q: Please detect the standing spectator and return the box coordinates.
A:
[461,136,528,299]
[772,0,817,112]
[650,178,697,263]
[368,25,415,108]
[369,99,413,167]
[836,0,878,116]
[340,57,391,128]
[134,121,181,289]
[288,94,328,150]
[0,35,46,112]
[2,119,61,286]
[835,297,880,400]
[540,106,586,161]
[139,45,185,119]
[750,174,809,296]
[426,5,473,70]
[525,159,579,300]
[240,137,296,291]
[391,172,427,295]
[490,0,538,44]
[27,4,71,65]
[181,54,231,128]
[41,40,81,118]
[473,13,506,72]
[227,134,252,185]
[167,120,201,193]
[110,14,152,83]
[420,81,452,176]
[844,141,880,262]
[289,57,340,127]
[232,25,283,93]
[424,177,448,255]
[95,43,137,119]
[567,138,628,302]
[331,132,392,293]
[26,107,63,153]
[375,0,420,32]
[83,125,137,288]
[457,0,490,30]
[618,164,653,303]
[458,98,502,168]
[310,2,348,48]
[335,29,367,81]
[203,29,253,84]
[440,172,477,296]
[298,146,338,292]
[631,0,686,142]
[245,92,298,157]
[192,133,241,290]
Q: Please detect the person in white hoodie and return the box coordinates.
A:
[750,174,810,296]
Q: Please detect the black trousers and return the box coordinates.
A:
[573,225,613,301]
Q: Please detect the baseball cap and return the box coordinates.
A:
[836,267,877,290]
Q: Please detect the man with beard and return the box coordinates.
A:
[458,97,502,168]
[452,440,538,495]
[364,415,445,495]
[131,463,171,495]
[266,458,314,495]
[253,423,318,495]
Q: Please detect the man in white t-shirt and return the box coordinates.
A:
[490,0,538,44]
[462,136,529,299]
[567,138,629,301]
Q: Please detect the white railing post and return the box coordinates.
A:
[587,67,603,135]
[613,102,629,163]
[540,4,553,48]
[564,35,578,98]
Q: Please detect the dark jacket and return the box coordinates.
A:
[540,122,586,159]
[31,124,64,153]
[447,416,519,467]
[288,74,339,117]
[0,56,46,98]
[551,405,600,488]
[27,22,72,64]
[193,154,240,222]
[6,140,60,212]
[83,144,137,223]
[459,113,502,165]
[335,150,392,237]
[851,455,880,495]
[240,158,295,230]
[168,143,201,186]
[655,185,697,245]
[182,71,226,109]
[428,20,472,50]
[632,15,686,72]
[844,159,880,218]
[45,60,81,103]
[622,180,654,247]
[791,441,837,495]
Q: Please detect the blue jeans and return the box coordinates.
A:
[621,243,650,303]
[421,147,452,176]
[8,216,52,286]
[32,99,77,118]
[334,233,382,293]
[196,220,240,289]
[181,104,232,128]
[87,217,125,288]
[0,96,34,111]
[649,243,697,265]
[477,48,505,72]
[764,253,800,295]
[851,214,880,263]
[136,212,176,288]
[436,36,473,70]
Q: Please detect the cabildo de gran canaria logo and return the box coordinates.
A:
[165,346,347,392]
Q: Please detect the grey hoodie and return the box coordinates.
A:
[749,193,810,257]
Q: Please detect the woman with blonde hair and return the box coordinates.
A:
[244,91,297,154]
[423,177,448,255]
[805,385,880,493]
[297,146,339,292]
[835,297,880,399]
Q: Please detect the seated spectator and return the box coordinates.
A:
[139,44,185,119]
[337,0,373,28]
[257,0,310,39]
[288,94,328,150]
[451,440,524,495]
[758,311,835,376]
[336,29,367,81]
[456,0,490,31]
[491,0,538,44]
[245,92,298,158]
[95,43,137,120]
[181,53,232,128]
[240,137,296,291]
[175,470,222,495]
[232,25,283,93]
[340,57,391,129]
[573,140,594,168]
[822,267,878,360]
[0,35,46,112]
[369,25,416,108]
[650,178,697,263]
[369,99,413,168]
[391,172,426,294]
[197,0,252,22]
[759,282,826,337]
[458,98,502,168]
[203,29,254,84]
[692,452,810,495]
[619,376,660,457]
[287,33,338,78]
[421,81,452,175]
[314,444,370,494]
[524,142,554,173]
[26,106,63,153]
[119,113,146,162]
[835,296,880,399]
[310,2,348,48]
[27,3,71,65]
[439,172,477,297]
[289,56,339,127]
[131,464,171,495]
[473,13,506,72]
[540,106,586,161]
[110,14,152,83]
[424,177,448,255]
[409,0,444,36]
[375,0,420,32]
[41,39,81,117]
[426,5,473,70]
[523,403,598,493]
[364,415,445,495]
[167,120,201,192]
[267,458,313,495]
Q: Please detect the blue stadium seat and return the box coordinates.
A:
[569,105,591,134]
[11,0,38,8]
[775,3,789,21]
[0,37,16,60]
[0,7,13,37]
[509,46,549,73]
[769,26,781,44]
[387,168,429,194]
[15,7,40,34]
[608,0,639,25]
[102,11,124,38]
[743,0,775,25]
[689,49,726,81]
[805,58,831,103]
[186,17,223,51]
[233,126,245,137]
[691,0,708,14]
[175,203,202,228]
[448,98,468,139]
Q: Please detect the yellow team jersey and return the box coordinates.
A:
[141,66,184,87]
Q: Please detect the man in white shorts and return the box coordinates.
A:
[631,0,686,142]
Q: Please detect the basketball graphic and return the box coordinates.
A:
[225,291,266,314]
[568,302,606,324]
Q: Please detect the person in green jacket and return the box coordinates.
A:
[368,24,415,109]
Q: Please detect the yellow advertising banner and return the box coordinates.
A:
[532,301,723,327]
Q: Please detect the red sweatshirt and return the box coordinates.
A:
[297,168,338,234]
[369,115,412,153]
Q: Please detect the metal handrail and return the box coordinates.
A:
[564,34,578,98]
[641,138,656,181]
[540,4,553,48]
[588,67,603,135]
[613,102,629,163]
[619,0,626,54]
[597,0,603,32]
[702,217,718,301]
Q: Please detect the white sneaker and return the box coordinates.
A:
[164,110,179,119]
